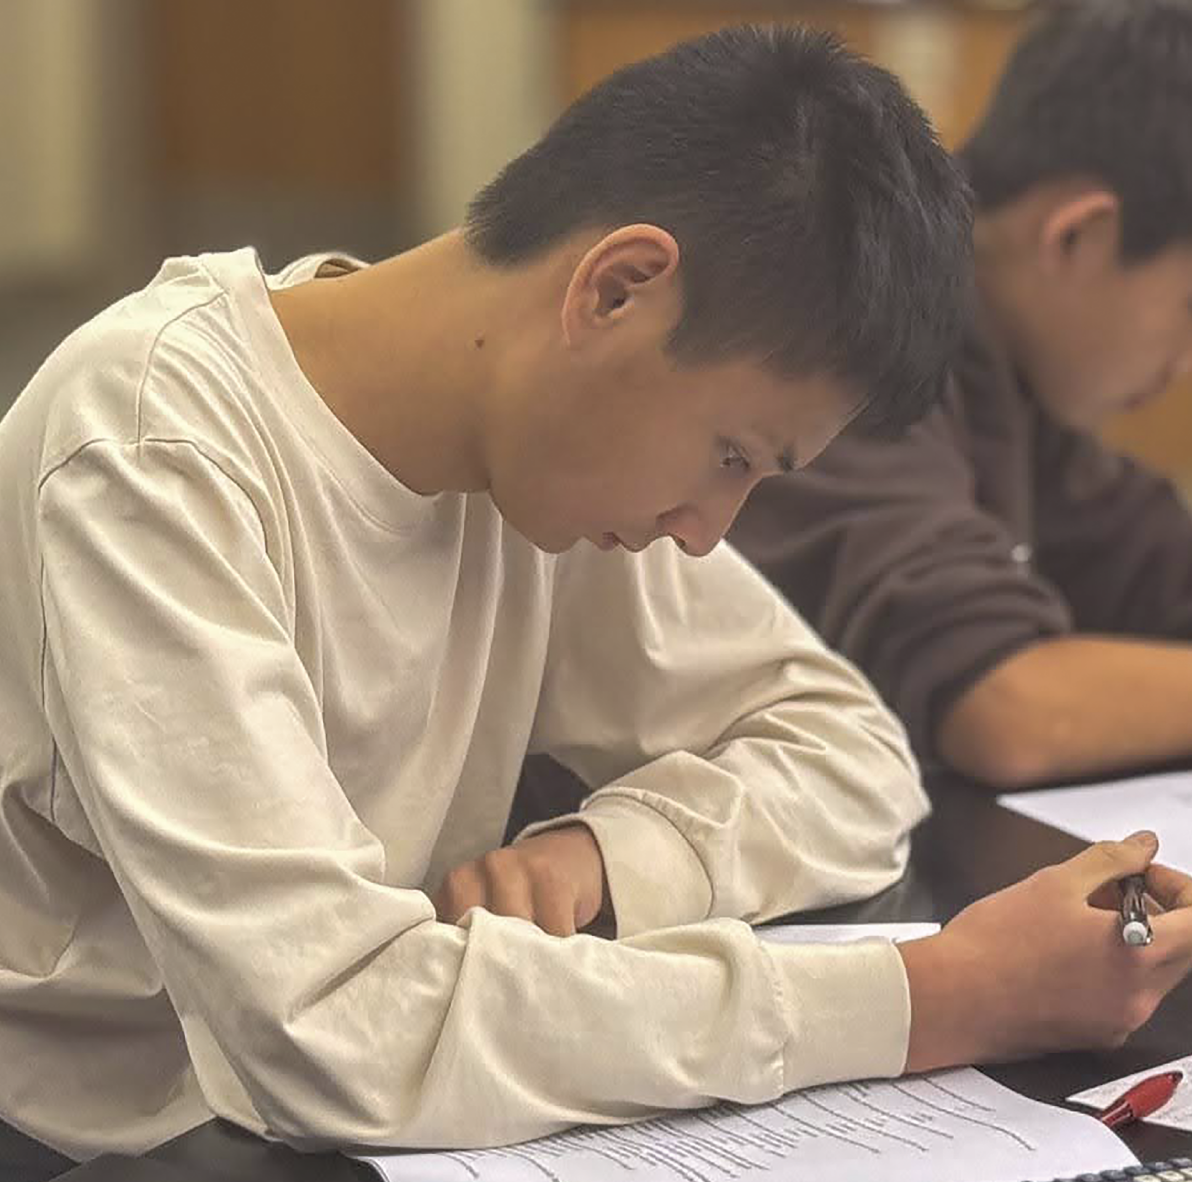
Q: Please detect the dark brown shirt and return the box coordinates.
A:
[729,310,1192,762]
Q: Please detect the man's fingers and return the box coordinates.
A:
[1088,881,1120,911]
[1145,909,1192,989]
[484,849,537,923]
[433,861,488,924]
[1089,861,1191,914]
[1069,832,1159,895]
[436,831,602,936]
[1146,862,1192,913]
[532,876,578,938]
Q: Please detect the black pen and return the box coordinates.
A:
[1120,874,1153,947]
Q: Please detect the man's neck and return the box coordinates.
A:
[270,230,543,497]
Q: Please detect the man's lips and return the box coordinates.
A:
[595,532,653,552]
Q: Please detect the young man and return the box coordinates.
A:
[1,23,1191,1173]
[731,0,1192,791]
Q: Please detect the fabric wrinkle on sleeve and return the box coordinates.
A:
[762,936,912,1089]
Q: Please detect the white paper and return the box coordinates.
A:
[353,1067,1137,1182]
[1069,1052,1192,1131]
[998,769,1192,875]
[755,921,939,946]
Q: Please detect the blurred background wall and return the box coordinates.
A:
[1,0,1189,481]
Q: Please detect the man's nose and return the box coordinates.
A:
[659,486,753,558]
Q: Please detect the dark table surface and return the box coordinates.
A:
[55,771,1192,1179]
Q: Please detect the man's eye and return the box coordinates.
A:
[721,442,751,472]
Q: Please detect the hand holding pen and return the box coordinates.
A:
[900,832,1192,1070]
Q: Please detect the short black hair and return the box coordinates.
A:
[465,24,972,436]
[960,0,1192,261]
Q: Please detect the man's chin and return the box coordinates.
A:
[532,534,579,555]
[499,518,632,555]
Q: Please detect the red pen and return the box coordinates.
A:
[1096,1070,1183,1129]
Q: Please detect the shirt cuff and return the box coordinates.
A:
[514,792,713,937]
[762,937,911,1091]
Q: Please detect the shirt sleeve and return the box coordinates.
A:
[727,409,1074,759]
[1033,418,1192,639]
[36,435,911,1151]
[523,540,931,936]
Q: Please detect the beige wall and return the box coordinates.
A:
[409,0,558,237]
[0,0,104,280]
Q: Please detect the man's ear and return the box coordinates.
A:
[1039,188,1122,277]
[561,225,680,349]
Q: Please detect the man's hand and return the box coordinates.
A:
[898,830,1192,1072]
[432,824,610,937]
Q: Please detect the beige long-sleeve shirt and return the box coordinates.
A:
[0,249,929,1161]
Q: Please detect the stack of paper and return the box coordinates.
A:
[353,1067,1137,1182]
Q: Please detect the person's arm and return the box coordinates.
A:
[520,539,931,936]
[939,635,1192,789]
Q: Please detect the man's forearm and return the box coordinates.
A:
[938,635,1192,789]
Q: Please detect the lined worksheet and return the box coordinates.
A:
[353,1067,1137,1182]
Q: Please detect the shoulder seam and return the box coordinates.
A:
[36,435,271,556]
[134,290,228,443]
